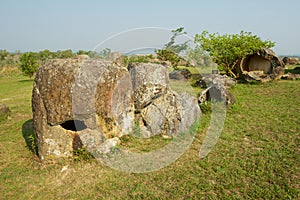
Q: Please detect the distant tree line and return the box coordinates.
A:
[1,28,276,79]
[0,49,106,78]
[0,49,106,67]
[0,50,22,68]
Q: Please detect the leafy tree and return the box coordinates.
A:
[55,49,74,58]
[156,49,181,68]
[194,31,275,78]
[20,52,39,79]
[164,27,189,54]
[77,50,87,55]
[156,27,190,68]
[77,50,100,58]
[38,49,53,63]
[186,45,213,67]
[0,50,22,67]
[0,50,9,61]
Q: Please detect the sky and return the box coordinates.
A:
[0,0,299,55]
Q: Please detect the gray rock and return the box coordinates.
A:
[129,63,169,111]
[140,90,181,136]
[201,74,237,89]
[198,84,236,105]
[130,63,201,137]
[198,74,236,105]
[177,92,201,133]
[140,90,200,137]
[108,52,124,66]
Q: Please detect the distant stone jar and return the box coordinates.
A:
[238,48,285,82]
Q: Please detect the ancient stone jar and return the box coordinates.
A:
[32,56,134,160]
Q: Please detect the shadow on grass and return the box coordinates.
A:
[22,119,38,155]
[19,79,34,83]
[285,67,300,74]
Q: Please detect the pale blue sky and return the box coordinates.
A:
[0,0,299,55]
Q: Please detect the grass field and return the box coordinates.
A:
[0,70,299,199]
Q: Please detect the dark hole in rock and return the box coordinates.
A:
[60,120,87,131]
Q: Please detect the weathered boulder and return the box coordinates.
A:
[198,74,236,105]
[32,57,134,160]
[139,90,181,136]
[200,74,236,89]
[108,52,125,66]
[0,104,9,121]
[198,84,236,105]
[130,63,201,137]
[282,57,299,65]
[239,48,285,82]
[129,62,169,111]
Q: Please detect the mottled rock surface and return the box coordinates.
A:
[200,74,237,89]
[129,63,169,111]
[32,57,134,160]
[33,59,201,161]
[198,84,236,105]
[198,74,236,105]
[130,63,201,137]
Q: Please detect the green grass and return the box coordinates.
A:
[177,65,217,75]
[0,71,299,199]
[285,64,300,74]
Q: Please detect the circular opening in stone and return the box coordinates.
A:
[60,120,87,131]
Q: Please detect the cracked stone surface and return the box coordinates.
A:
[129,62,169,111]
[130,63,201,137]
[32,56,134,160]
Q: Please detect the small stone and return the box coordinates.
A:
[0,104,9,121]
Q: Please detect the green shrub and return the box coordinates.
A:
[73,147,94,162]
[156,49,180,69]
[199,102,212,113]
[19,52,39,79]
